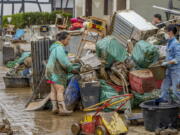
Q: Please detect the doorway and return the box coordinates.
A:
[85,0,92,16]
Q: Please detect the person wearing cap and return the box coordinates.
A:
[158,24,180,103]
[152,14,165,29]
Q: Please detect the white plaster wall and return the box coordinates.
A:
[75,0,84,17]
[92,0,104,18]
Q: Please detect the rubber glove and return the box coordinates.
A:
[161,61,168,66]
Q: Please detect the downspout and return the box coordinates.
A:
[126,0,130,10]
[113,0,117,13]
[82,0,86,16]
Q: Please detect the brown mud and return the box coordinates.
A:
[0,67,163,135]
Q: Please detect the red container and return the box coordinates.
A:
[81,122,95,134]
[129,69,156,94]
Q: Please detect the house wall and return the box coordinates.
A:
[75,0,85,17]
[75,0,129,17]
[130,0,180,21]
[92,0,104,18]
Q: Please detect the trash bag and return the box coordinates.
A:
[64,77,80,110]
[132,40,159,69]
[13,29,25,40]
[100,80,127,111]
[6,58,19,68]
[17,52,31,65]
[131,90,160,108]
[96,36,128,68]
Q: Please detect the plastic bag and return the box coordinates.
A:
[96,36,128,68]
[100,80,127,111]
[131,90,160,108]
[132,40,159,68]
[64,77,80,110]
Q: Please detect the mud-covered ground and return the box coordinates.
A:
[0,67,156,135]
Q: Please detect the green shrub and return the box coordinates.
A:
[3,11,72,28]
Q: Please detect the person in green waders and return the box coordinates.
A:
[46,32,78,115]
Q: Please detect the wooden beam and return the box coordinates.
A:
[36,0,42,12]
[0,0,4,28]
[104,0,108,15]
[0,1,52,4]
[22,0,25,13]
[12,3,14,14]
[66,0,69,8]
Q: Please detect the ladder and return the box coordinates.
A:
[76,29,104,58]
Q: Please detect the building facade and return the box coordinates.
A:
[74,0,129,18]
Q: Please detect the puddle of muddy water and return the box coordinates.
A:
[0,66,161,135]
[0,86,84,135]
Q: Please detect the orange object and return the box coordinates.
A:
[72,22,83,29]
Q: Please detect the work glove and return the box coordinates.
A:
[161,62,168,66]
[13,63,19,69]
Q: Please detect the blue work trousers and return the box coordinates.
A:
[160,68,180,101]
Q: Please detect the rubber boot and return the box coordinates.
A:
[58,101,72,116]
[51,101,58,114]
[155,128,162,135]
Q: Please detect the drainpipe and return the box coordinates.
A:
[126,0,130,10]
[113,0,117,13]
[82,0,86,16]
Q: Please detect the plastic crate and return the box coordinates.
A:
[129,69,156,94]
[80,81,100,108]
[3,76,30,88]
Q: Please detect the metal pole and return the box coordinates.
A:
[153,5,180,15]
[22,0,25,13]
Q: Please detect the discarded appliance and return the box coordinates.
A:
[112,10,157,47]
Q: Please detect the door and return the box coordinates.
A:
[117,0,126,10]
[85,0,92,16]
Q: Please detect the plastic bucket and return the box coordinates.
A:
[140,100,179,131]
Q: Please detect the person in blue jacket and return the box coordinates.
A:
[46,32,78,115]
[158,24,180,103]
